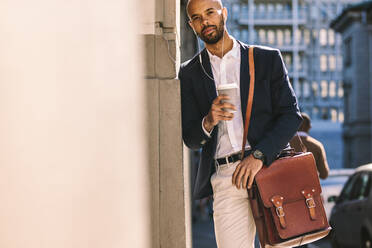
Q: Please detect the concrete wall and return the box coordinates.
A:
[142,0,191,247]
[0,1,150,248]
[337,16,372,168]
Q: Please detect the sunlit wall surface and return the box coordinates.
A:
[0,1,150,247]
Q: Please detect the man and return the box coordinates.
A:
[179,0,302,247]
[290,113,330,179]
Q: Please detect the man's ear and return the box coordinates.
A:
[188,21,196,34]
[222,7,228,22]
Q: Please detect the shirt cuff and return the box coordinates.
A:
[202,117,213,137]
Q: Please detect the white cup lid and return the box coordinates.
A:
[217,83,238,90]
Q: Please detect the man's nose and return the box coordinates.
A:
[200,15,210,26]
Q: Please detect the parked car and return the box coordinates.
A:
[320,169,355,218]
[328,163,372,248]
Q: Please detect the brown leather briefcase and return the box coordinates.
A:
[242,47,331,247]
[249,152,331,247]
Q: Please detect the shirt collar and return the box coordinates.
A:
[206,37,240,61]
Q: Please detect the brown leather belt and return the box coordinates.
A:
[216,150,251,166]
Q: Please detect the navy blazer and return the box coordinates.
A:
[179,41,302,199]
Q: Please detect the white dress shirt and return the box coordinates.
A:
[202,38,251,159]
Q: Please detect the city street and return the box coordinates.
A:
[193,219,332,248]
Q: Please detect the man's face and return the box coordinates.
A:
[187,0,226,44]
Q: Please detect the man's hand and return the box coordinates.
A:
[203,95,236,132]
[232,155,263,189]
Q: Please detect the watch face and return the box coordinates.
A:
[253,150,264,160]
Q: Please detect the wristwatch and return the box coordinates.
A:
[253,149,266,163]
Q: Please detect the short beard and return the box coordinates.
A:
[198,16,225,44]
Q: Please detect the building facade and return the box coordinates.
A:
[331,1,372,168]
[224,0,360,122]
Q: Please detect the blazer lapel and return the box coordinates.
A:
[200,49,217,104]
[238,41,250,123]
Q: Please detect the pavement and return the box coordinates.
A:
[192,218,332,248]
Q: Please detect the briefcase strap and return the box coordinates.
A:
[296,133,307,153]
[240,46,255,160]
[240,47,306,159]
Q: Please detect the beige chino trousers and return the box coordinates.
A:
[210,160,257,248]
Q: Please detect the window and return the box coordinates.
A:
[328,29,335,46]
[338,55,343,71]
[241,29,248,42]
[321,80,328,98]
[304,29,310,45]
[312,29,317,40]
[277,30,284,46]
[312,107,319,119]
[284,29,291,44]
[303,81,310,98]
[253,29,258,43]
[339,111,344,123]
[320,29,327,46]
[331,109,338,122]
[321,108,329,120]
[241,4,248,19]
[329,55,336,71]
[232,29,240,40]
[276,3,283,12]
[336,33,342,44]
[232,4,240,19]
[259,29,266,43]
[298,56,303,71]
[296,29,302,45]
[338,82,344,98]
[311,5,318,19]
[267,3,274,13]
[320,55,327,72]
[284,54,292,72]
[311,81,318,97]
[349,173,371,201]
[339,174,359,202]
[267,30,275,45]
[258,3,265,13]
[295,82,302,98]
[344,37,352,66]
[329,81,336,98]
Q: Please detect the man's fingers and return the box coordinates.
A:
[221,112,234,118]
[213,94,230,104]
[221,102,236,111]
[222,116,234,121]
[247,171,255,189]
[232,163,241,184]
[242,171,250,189]
[235,167,247,189]
[214,110,233,117]
[214,112,234,122]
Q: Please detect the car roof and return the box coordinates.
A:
[328,169,355,176]
[355,163,372,172]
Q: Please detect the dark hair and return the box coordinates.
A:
[299,113,311,132]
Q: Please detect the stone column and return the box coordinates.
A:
[142,0,191,247]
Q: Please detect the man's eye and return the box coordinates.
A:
[192,16,200,21]
[207,11,215,15]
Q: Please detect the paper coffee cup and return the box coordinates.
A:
[217,83,238,113]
